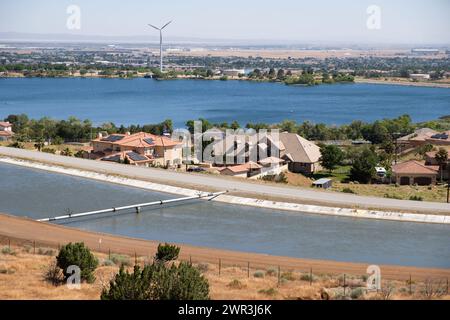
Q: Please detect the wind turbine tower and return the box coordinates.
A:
[148,21,172,73]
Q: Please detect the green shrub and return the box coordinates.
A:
[227,279,246,290]
[266,267,277,277]
[342,187,356,194]
[110,254,131,267]
[38,247,56,256]
[196,263,209,273]
[300,273,316,282]
[350,287,365,300]
[154,243,180,263]
[41,147,56,154]
[44,261,64,286]
[281,272,296,281]
[0,267,16,274]
[1,247,16,255]
[258,288,277,296]
[409,195,423,201]
[102,259,116,267]
[56,242,98,283]
[253,271,265,278]
[101,261,210,300]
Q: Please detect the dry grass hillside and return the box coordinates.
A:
[1,244,448,300]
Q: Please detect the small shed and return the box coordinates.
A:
[312,178,333,189]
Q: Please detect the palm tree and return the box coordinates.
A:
[435,148,448,183]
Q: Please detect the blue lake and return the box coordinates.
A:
[0,78,449,127]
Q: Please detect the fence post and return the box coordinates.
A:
[189,255,192,265]
[278,265,281,286]
[134,252,137,266]
[8,238,10,250]
[108,248,111,260]
[310,267,313,286]
[219,259,221,277]
[33,241,36,255]
[343,274,346,296]
[447,278,449,295]
[409,274,412,295]
[247,262,250,278]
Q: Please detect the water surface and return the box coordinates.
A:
[1,162,449,268]
[0,78,449,126]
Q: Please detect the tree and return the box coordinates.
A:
[56,242,98,283]
[319,145,345,172]
[435,148,448,183]
[60,147,73,156]
[276,69,285,80]
[230,121,240,130]
[154,243,180,263]
[350,147,378,183]
[101,262,209,300]
[268,68,276,79]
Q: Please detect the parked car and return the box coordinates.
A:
[187,167,206,173]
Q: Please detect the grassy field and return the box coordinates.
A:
[1,244,448,300]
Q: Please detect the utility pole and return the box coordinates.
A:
[447,164,450,203]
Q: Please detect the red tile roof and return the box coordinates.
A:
[0,122,12,127]
[392,160,439,175]
[93,132,180,148]
[223,162,262,173]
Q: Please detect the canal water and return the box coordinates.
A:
[1,162,449,268]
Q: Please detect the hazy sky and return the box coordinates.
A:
[0,0,449,44]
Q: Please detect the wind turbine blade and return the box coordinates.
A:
[148,24,160,30]
[161,20,172,30]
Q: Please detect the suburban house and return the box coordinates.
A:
[425,147,450,180]
[392,160,439,185]
[218,161,263,178]
[279,133,322,175]
[0,121,14,141]
[425,131,450,146]
[397,128,438,149]
[90,132,183,167]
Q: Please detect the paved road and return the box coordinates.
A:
[1,146,450,214]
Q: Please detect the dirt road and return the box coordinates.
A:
[0,213,448,281]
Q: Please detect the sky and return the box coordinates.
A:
[0,0,449,44]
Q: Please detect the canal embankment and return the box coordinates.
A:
[1,154,449,225]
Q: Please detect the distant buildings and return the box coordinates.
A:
[411,48,440,56]
[90,132,183,167]
[409,73,430,81]
[222,69,246,77]
[0,121,14,141]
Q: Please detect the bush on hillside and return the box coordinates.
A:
[154,243,180,263]
[101,261,209,300]
[56,242,98,283]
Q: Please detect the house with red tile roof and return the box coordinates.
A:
[219,161,263,178]
[0,121,14,141]
[91,132,183,167]
[392,160,439,185]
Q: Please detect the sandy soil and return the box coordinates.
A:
[0,213,448,283]
[1,244,448,300]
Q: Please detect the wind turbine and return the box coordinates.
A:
[148,21,172,73]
